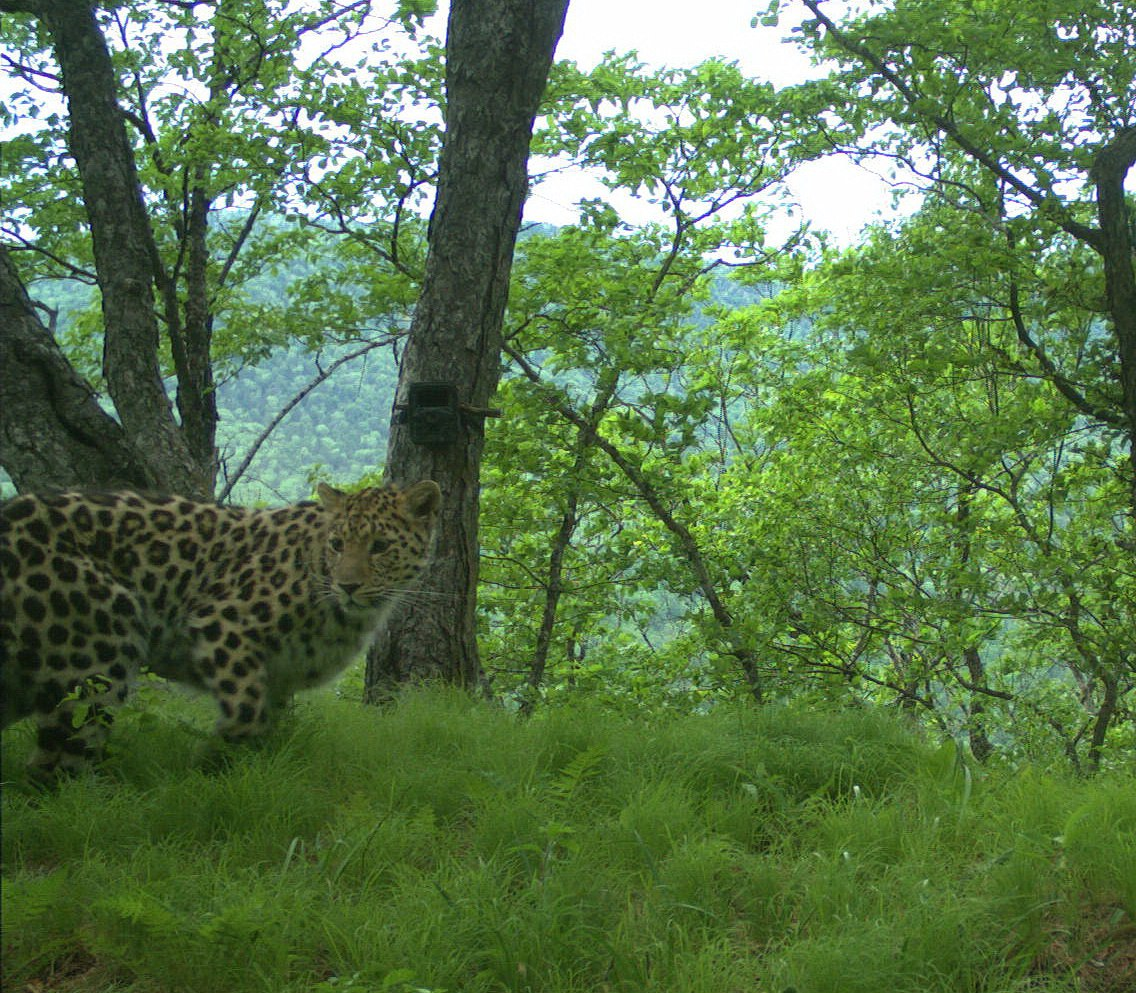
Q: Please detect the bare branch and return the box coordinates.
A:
[218,338,393,502]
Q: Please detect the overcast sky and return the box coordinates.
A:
[559,0,796,78]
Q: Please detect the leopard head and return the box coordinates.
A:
[317,480,441,610]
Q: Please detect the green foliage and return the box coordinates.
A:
[3,689,1133,993]
[720,0,1134,770]
[470,0,1135,771]
[479,202,1133,765]
[540,55,787,246]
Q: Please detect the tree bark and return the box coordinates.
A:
[1090,126,1136,519]
[962,646,994,763]
[0,246,151,492]
[1086,671,1120,774]
[364,0,570,695]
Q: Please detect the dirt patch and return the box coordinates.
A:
[1032,901,1136,993]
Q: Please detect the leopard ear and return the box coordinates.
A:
[402,480,441,520]
[317,482,347,511]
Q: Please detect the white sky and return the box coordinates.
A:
[559,0,804,81]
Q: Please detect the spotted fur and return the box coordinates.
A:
[0,480,441,777]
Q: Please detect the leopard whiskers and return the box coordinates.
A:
[392,588,463,603]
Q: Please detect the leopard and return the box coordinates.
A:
[0,479,441,778]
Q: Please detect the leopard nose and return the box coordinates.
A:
[338,583,362,597]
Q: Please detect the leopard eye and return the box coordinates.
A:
[328,536,344,553]
[371,537,391,555]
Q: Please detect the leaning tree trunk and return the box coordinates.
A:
[364,0,570,696]
[0,246,151,493]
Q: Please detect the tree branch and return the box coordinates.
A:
[218,339,392,502]
[505,342,766,699]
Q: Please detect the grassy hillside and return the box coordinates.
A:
[3,688,1133,993]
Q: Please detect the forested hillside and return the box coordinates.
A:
[214,339,399,500]
[212,258,750,501]
[4,275,402,502]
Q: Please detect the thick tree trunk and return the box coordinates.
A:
[1090,127,1136,521]
[0,247,151,492]
[364,0,570,695]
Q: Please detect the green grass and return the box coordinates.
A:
[3,687,1134,993]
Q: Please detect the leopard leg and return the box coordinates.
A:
[189,612,272,742]
[26,576,144,779]
[213,662,271,743]
[28,662,135,779]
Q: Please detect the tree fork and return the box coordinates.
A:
[3,0,210,495]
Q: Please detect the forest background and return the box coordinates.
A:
[1,0,1134,773]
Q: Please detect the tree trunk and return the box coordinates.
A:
[0,246,151,492]
[40,0,208,495]
[1090,127,1136,521]
[1086,671,1120,774]
[364,0,570,696]
[962,646,994,763]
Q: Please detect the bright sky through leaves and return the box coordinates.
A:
[497,0,899,242]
